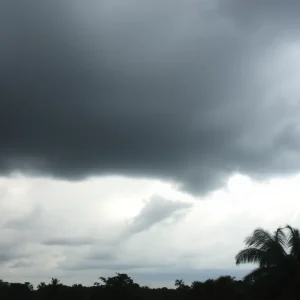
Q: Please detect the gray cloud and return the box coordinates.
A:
[0,253,17,264]
[131,267,249,283]
[9,260,32,269]
[61,261,151,272]
[0,241,28,265]
[42,237,96,247]
[127,195,192,234]
[58,195,192,271]
[87,251,116,261]
[2,206,42,230]
[1,0,300,194]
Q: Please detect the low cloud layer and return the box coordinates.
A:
[1,175,300,286]
[1,1,300,194]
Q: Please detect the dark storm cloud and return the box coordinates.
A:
[1,0,300,193]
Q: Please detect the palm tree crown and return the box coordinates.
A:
[236,225,300,282]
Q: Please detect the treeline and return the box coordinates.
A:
[2,225,300,299]
[0,272,287,300]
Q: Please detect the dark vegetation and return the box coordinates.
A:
[1,225,300,299]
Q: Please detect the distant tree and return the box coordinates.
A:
[0,280,9,287]
[141,285,150,289]
[191,280,203,289]
[99,273,139,288]
[175,279,184,288]
[50,278,60,286]
[96,273,140,299]
[175,279,189,290]
[175,279,190,292]
[24,282,34,291]
[37,282,46,290]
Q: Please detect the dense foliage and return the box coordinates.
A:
[1,225,300,299]
[0,274,251,300]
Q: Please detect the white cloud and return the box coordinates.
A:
[1,173,300,286]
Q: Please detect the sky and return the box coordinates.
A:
[1,0,300,288]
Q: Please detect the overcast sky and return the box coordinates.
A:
[1,0,300,287]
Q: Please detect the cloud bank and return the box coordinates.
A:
[1,0,300,195]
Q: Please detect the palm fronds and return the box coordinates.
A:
[236,248,266,266]
[236,226,300,281]
[245,227,287,255]
[285,225,300,260]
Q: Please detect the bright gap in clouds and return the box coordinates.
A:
[1,173,300,286]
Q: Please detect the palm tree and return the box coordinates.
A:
[175,279,185,288]
[235,225,300,296]
[175,279,189,290]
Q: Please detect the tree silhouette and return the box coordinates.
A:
[24,282,34,291]
[175,279,189,290]
[236,225,300,298]
[50,278,60,286]
[0,273,254,300]
[99,273,138,288]
[37,282,47,290]
[0,280,9,287]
